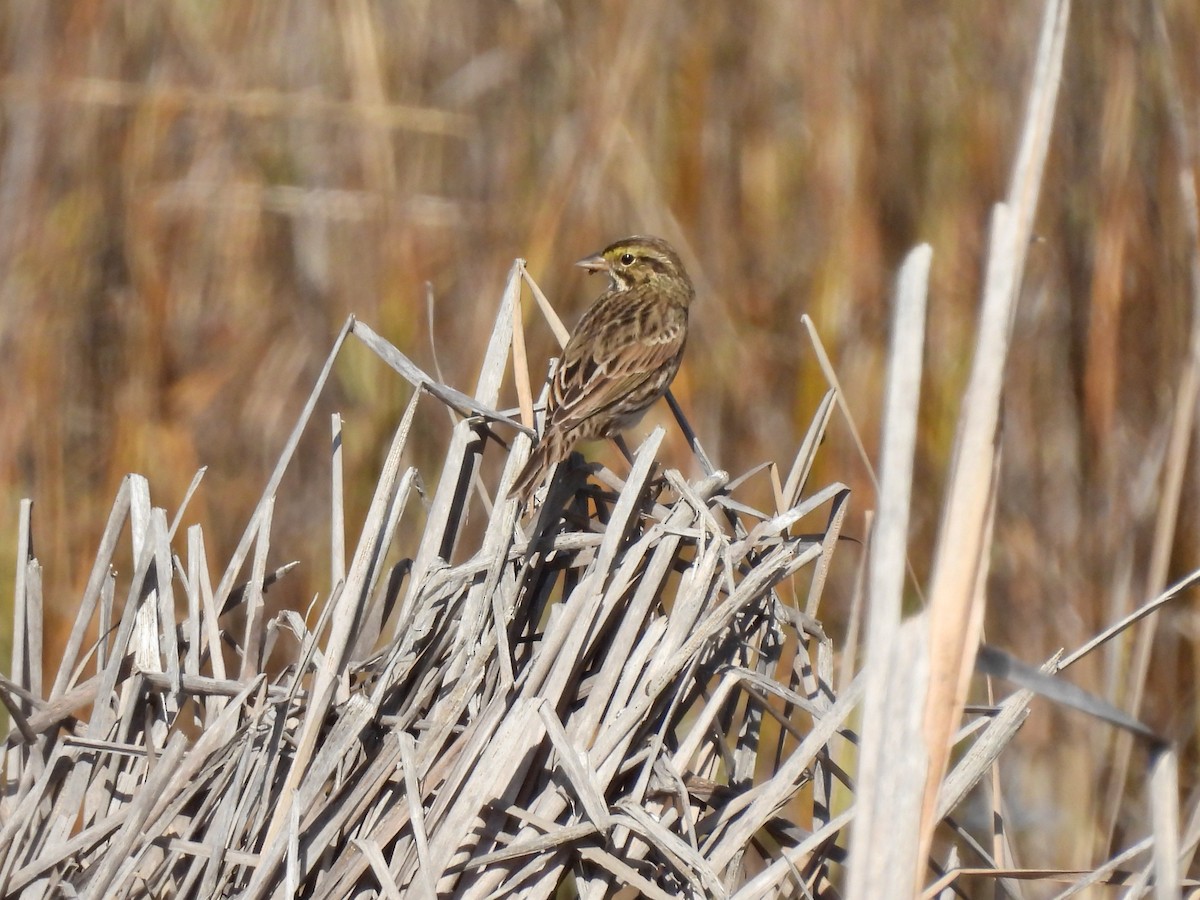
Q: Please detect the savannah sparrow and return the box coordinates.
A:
[512,235,695,506]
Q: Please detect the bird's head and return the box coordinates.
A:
[576,235,694,301]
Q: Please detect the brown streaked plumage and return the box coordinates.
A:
[512,235,695,507]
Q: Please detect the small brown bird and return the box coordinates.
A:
[512,235,695,506]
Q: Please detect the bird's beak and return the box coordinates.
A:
[575,253,608,274]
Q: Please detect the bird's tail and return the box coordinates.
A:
[511,430,572,507]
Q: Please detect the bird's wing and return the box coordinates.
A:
[547,289,686,434]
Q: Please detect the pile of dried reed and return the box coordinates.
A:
[0,254,855,897]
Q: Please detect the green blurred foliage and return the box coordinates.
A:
[2,0,1199,875]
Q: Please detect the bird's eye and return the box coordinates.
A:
[619,253,635,266]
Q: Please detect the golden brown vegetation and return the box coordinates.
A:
[3,0,1200,896]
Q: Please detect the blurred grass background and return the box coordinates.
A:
[2,0,1199,882]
